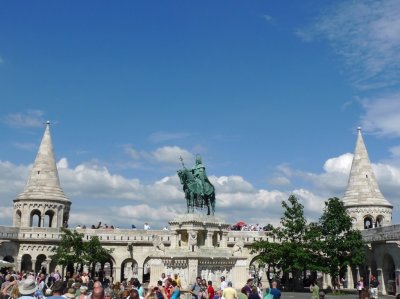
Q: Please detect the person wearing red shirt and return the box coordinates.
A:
[164,278,173,299]
[207,281,215,299]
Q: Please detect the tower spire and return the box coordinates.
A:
[16,121,69,202]
[343,127,392,229]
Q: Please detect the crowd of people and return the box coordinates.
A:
[188,276,281,299]
[228,224,267,232]
[0,269,282,299]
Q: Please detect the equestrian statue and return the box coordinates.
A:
[177,155,216,215]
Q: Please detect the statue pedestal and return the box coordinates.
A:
[169,214,230,250]
[146,214,248,289]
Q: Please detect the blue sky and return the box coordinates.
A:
[1,1,400,229]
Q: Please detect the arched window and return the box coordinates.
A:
[30,210,41,227]
[364,216,374,229]
[44,210,55,227]
[376,215,384,227]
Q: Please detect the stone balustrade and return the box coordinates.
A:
[361,224,400,242]
[0,225,269,246]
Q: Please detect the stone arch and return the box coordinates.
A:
[14,210,22,227]
[49,259,58,273]
[121,258,139,281]
[44,210,55,228]
[30,209,42,227]
[35,254,47,274]
[376,215,384,227]
[21,254,33,272]
[143,257,152,283]
[364,215,374,229]
[3,256,14,263]
[383,254,396,295]
[248,257,264,286]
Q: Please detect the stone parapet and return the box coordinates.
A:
[361,224,400,242]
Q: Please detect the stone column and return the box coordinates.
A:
[206,232,214,248]
[31,259,36,272]
[114,266,121,283]
[188,259,198,286]
[219,232,228,248]
[356,266,360,282]
[149,259,165,286]
[395,269,400,295]
[323,273,331,289]
[170,232,178,249]
[137,266,144,283]
[346,265,354,289]
[377,268,385,295]
[16,258,21,272]
[46,259,51,274]
[22,206,30,227]
[232,260,247,289]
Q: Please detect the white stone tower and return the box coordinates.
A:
[343,127,393,230]
[13,121,71,228]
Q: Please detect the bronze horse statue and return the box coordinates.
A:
[177,167,215,215]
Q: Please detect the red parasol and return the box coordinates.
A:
[235,221,246,228]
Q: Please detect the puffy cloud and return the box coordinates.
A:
[2,149,400,228]
[323,153,353,174]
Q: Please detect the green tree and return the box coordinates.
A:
[251,195,316,290]
[319,197,365,290]
[51,228,85,277]
[51,228,113,277]
[83,236,114,277]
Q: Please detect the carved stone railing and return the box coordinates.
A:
[0,226,171,244]
[226,230,270,245]
[361,224,400,242]
[0,225,271,246]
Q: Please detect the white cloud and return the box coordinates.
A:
[124,145,193,166]
[360,94,400,137]
[4,110,45,128]
[152,146,193,164]
[2,149,400,229]
[323,153,353,174]
[267,176,291,186]
[57,158,69,169]
[301,0,400,90]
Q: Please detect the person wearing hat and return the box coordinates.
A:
[18,278,38,299]
[65,288,77,299]
[46,281,65,299]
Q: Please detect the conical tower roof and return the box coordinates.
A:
[15,121,69,202]
[343,127,392,208]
